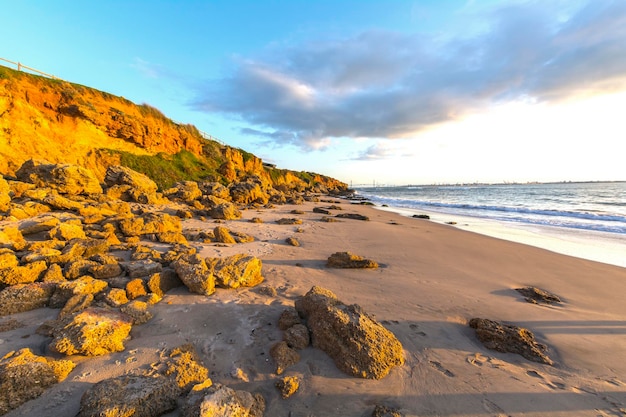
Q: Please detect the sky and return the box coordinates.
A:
[2,0,626,185]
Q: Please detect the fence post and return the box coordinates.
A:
[17,62,21,71]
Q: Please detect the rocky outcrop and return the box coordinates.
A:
[104,165,161,203]
[49,307,133,356]
[326,251,379,269]
[207,254,264,289]
[515,287,562,305]
[0,348,75,415]
[183,384,265,417]
[15,160,103,195]
[295,286,404,379]
[0,282,56,316]
[469,318,553,365]
[172,255,216,296]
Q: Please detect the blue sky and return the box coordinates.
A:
[3,0,626,185]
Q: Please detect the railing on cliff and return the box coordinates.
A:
[0,57,63,80]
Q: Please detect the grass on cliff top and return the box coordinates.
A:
[110,149,220,190]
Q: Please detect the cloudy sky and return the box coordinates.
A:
[3,0,626,185]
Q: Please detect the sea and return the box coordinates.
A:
[354,182,626,268]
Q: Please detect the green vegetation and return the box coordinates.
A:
[238,148,256,163]
[109,149,220,190]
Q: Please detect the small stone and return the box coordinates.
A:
[270,341,300,375]
[275,376,300,399]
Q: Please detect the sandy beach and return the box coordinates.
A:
[3,198,626,416]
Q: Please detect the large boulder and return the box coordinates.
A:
[172,255,215,296]
[207,254,264,289]
[469,318,553,365]
[0,283,56,316]
[229,180,269,205]
[0,348,75,415]
[0,260,48,286]
[103,165,158,194]
[295,286,404,379]
[182,384,265,417]
[15,159,102,195]
[163,180,202,203]
[208,202,242,220]
[49,307,133,356]
[118,213,181,237]
[77,375,179,417]
[0,227,26,251]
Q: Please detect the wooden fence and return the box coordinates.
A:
[0,57,62,80]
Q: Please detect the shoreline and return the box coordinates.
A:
[370,203,626,269]
[4,198,626,416]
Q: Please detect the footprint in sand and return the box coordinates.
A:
[482,398,508,417]
[429,360,455,377]
[526,370,566,390]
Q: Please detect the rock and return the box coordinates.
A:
[156,231,188,245]
[0,176,10,211]
[58,293,94,319]
[173,255,215,296]
[0,260,48,286]
[515,287,562,305]
[207,254,264,289]
[278,308,302,330]
[50,276,108,308]
[249,217,263,223]
[412,214,430,219]
[0,250,18,269]
[163,344,210,392]
[118,212,182,237]
[126,278,147,299]
[276,218,302,225]
[285,237,300,246]
[183,384,265,417]
[126,260,163,278]
[270,341,300,375]
[120,300,153,324]
[104,288,129,307]
[49,307,133,356]
[146,270,183,297]
[42,263,66,283]
[104,165,158,194]
[214,226,236,244]
[15,160,103,195]
[208,202,242,220]
[372,405,405,417]
[18,215,60,235]
[313,207,330,214]
[90,262,123,279]
[164,180,203,203]
[0,226,27,250]
[48,222,87,240]
[63,259,99,280]
[326,251,378,269]
[229,180,269,205]
[335,213,369,221]
[231,230,255,243]
[0,348,75,415]
[275,376,300,399]
[0,283,56,316]
[42,193,84,211]
[199,182,230,200]
[77,375,179,417]
[283,324,310,350]
[295,286,404,379]
[469,318,553,365]
[257,285,277,297]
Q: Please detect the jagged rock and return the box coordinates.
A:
[207,254,264,289]
[48,222,87,241]
[469,318,553,365]
[77,374,179,417]
[515,287,562,305]
[313,207,330,214]
[7,202,51,220]
[326,251,378,269]
[89,262,122,279]
[0,176,10,211]
[118,212,181,237]
[173,255,215,296]
[285,237,300,246]
[156,231,188,245]
[295,286,404,379]
[283,324,310,350]
[15,159,103,195]
[50,276,108,308]
[126,278,148,299]
[42,192,84,211]
[0,283,56,316]
[104,165,158,194]
[63,259,99,280]
[0,260,47,286]
[183,384,265,417]
[214,226,236,244]
[58,293,94,319]
[146,270,183,297]
[18,215,60,235]
[164,180,203,203]
[231,230,255,243]
[0,348,75,415]
[336,213,369,221]
[22,246,63,263]
[121,300,153,324]
[42,263,66,283]
[276,218,302,225]
[208,202,242,220]
[104,288,130,307]
[162,344,210,392]
[49,307,133,356]
[0,250,18,269]
[131,245,163,262]
[229,180,269,205]
[278,308,302,330]
[0,226,27,250]
[199,182,230,200]
[372,405,404,417]
[270,341,300,375]
[126,260,163,278]
[275,376,300,399]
